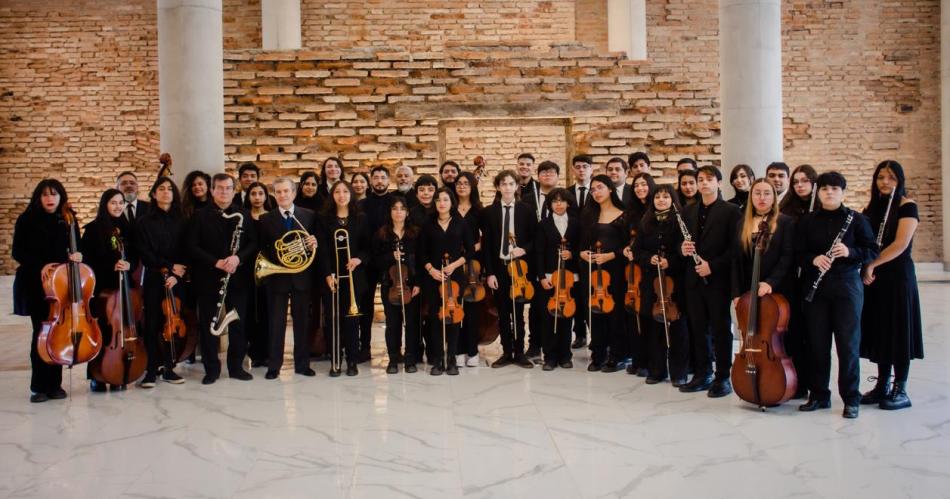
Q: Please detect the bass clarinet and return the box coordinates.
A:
[804,209,853,303]
[210,211,244,336]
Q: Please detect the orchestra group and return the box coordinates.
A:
[12,153,924,419]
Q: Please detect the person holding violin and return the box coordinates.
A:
[524,160,565,361]
[627,184,689,385]
[625,171,656,377]
[535,188,579,370]
[579,174,629,372]
[419,188,473,375]
[455,171,484,367]
[483,170,537,369]
[12,179,80,402]
[134,177,189,388]
[567,155,594,349]
[374,196,422,373]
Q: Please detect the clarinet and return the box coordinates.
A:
[673,205,708,285]
[210,211,244,336]
[875,189,895,249]
[804,209,854,303]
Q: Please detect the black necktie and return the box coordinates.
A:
[125,202,135,222]
[502,205,511,256]
[578,187,586,209]
[284,211,292,230]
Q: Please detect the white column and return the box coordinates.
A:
[942,0,950,269]
[719,0,783,195]
[158,0,224,178]
[262,0,302,50]
[607,0,647,60]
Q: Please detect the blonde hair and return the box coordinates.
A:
[740,178,779,253]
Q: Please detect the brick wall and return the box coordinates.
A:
[223,0,261,50]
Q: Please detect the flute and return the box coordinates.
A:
[875,188,896,249]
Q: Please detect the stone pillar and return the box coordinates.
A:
[943,0,950,269]
[719,0,783,196]
[607,0,647,60]
[262,0,302,50]
[158,0,224,179]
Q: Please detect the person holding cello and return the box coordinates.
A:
[12,179,82,402]
[535,187,579,370]
[134,177,189,388]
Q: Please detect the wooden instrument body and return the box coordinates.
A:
[387,261,412,305]
[651,274,680,322]
[475,294,500,344]
[160,271,197,363]
[438,278,465,325]
[547,269,576,318]
[507,258,534,303]
[38,261,102,366]
[589,242,615,314]
[624,262,642,314]
[731,292,797,407]
[462,259,486,303]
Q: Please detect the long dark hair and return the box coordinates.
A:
[455,171,483,209]
[379,195,420,240]
[864,160,907,242]
[642,184,683,234]
[296,171,319,200]
[779,164,818,217]
[630,172,656,208]
[181,170,211,218]
[676,169,699,206]
[89,189,127,242]
[147,176,182,218]
[321,180,362,220]
[318,157,344,193]
[580,174,624,246]
[25,178,68,216]
[430,187,459,221]
[243,181,276,212]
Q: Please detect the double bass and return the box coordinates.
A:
[38,204,103,366]
[731,219,797,410]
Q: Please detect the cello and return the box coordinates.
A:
[730,219,797,410]
[90,230,148,387]
[38,204,103,367]
[589,241,615,314]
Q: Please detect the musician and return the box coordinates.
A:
[116,171,145,225]
[517,153,540,208]
[350,172,369,201]
[523,161,562,360]
[316,157,344,208]
[795,171,877,418]
[419,188,474,375]
[679,166,742,397]
[295,171,321,212]
[676,169,699,209]
[727,164,755,211]
[439,160,460,192]
[409,174,438,227]
[13,179,78,402]
[245,182,276,368]
[356,166,393,363]
[766,161,791,202]
[395,165,416,201]
[676,158,698,174]
[860,160,922,411]
[455,172,484,367]
[628,184,688,385]
[182,170,211,219]
[626,172,656,376]
[232,162,276,208]
[628,152,651,175]
[567,155,593,349]
[579,175,629,372]
[606,157,636,210]
[319,180,371,377]
[483,170,537,369]
[535,188,579,370]
[629,172,656,224]
[780,164,818,219]
[374,196,422,373]
[186,173,258,385]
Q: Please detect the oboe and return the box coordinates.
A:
[875,189,896,249]
[673,205,708,285]
[210,211,244,336]
[804,209,854,303]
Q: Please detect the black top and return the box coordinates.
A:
[408,203,433,229]
[458,204,483,262]
[185,203,258,293]
[680,197,742,289]
[12,210,72,315]
[727,190,749,211]
[80,216,139,293]
[580,214,628,298]
[535,214,581,276]
[730,214,795,298]
[294,193,322,213]
[257,206,318,291]
[134,207,186,288]
[418,216,474,279]
[633,211,686,310]
[360,191,393,235]
[795,205,877,284]
[480,200,537,277]
[373,225,421,288]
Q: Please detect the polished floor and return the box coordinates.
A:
[1,283,948,499]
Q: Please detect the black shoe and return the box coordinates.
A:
[329,367,342,378]
[430,365,444,376]
[525,346,542,359]
[346,363,359,376]
[625,364,637,375]
[30,392,49,403]
[140,373,157,389]
[587,362,603,372]
[679,374,713,393]
[265,370,279,380]
[90,380,107,392]
[601,362,621,373]
[46,388,67,400]
[491,356,513,368]
[386,363,398,374]
[798,398,831,412]
[842,405,859,419]
[513,355,534,369]
[358,350,371,363]
[636,368,649,378]
[162,370,185,384]
[405,364,418,373]
[861,376,892,405]
[645,374,667,385]
[250,359,267,368]
[542,362,556,371]
[708,379,733,398]
[572,337,587,349]
[295,368,316,377]
[202,373,219,385]
[880,382,912,411]
[559,360,573,369]
[229,370,253,381]
[671,377,688,388]
[446,364,459,376]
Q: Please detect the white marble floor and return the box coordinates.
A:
[1,284,949,499]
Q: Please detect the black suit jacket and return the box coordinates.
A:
[730,214,795,298]
[616,184,637,211]
[480,200,537,278]
[258,206,318,292]
[185,204,258,295]
[566,184,592,215]
[535,215,580,276]
[680,197,741,289]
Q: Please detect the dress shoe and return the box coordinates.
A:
[46,388,67,400]
[265,370,279,380]
[798,398,831,412]
[162,370,185,384]
[295,367,316,377]
[346,363,359,376]
[542,362,556,371]
[645,375,667,385]
[625,364,637,375]
[90,380,107,392]
[525,346,542,359]
[140,373,157,389]
[842,405,859,419]
[30,392,49,403]
[671,377,687,388]
[587,362,603,372]
[708,379,733,398]
[446,364,459,376]
[230,370,253,381]
[386,363,399,374]
[559,360,573,369]
[513,355,534,369]
[329,367,342,378]
[636,367,649,378]
[201,373,219,385]
[405,364,418,373]
[491,356,513,368]
[861,376,891,405]
[678,374,713,393]
[250,359,267,368]
[880,382,912,411]
[601,362,621,373]
[571,337,587,349]
[430,365,444,376]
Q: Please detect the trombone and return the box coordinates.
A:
[330,228,360,375]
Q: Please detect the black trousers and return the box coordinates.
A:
[804,274,863,405]
[572,282,589,342]
[326,279,360,366]
[685,284,733,380]
[266,286,311,371]
[784,280,811,394]
[458,300,479,357]
[142,279,176,376]
[381,286,420,364]
[197,284,249,376]
[358,270,380,354]
[493,270,527,358]
[539,287,573,363]
[589,305,625,365]
[29,311,63,394]
[643,313,688,380]
[425,283,460,367]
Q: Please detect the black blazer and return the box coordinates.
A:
[617,184,637,211]
[566,184,592,215]
[680,197,742,289]
[633,216,686,310]
[258,206,318,292]
[730,214,795,299]
[480,200,537,278]
[535,215,580,277]
[185,204,258,295]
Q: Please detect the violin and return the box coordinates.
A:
[158,152,173,178]
[37,204,103,366]
[651,250,680,323]
[462,257,486,303]
[546,238,576,318]
[731,218,797,410]
[90,229,148,386]
[589,241,615,314]
[387,239,412,306]
[624,229,642,314]
[507,233,534,303]
[160,267,192,362]
[438,253,464,325]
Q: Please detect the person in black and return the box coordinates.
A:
[483,170,537,369]
[81,189,140,392]
[677,169,699,209]
[182,170,211,220]
[795,171,877,419]
[606,157,636,210]
[679,166,742,397]
[356,166,393,363]
[628,184,688,385]
[727,164,754,211]
[517,153,540,205]
[232,162,276,209]
[316,157,345,209]
[535,188,579,370]
[295,171,322,212]
[319,180,371,377]
[567,155,593,349]
[408,174,439,361]
[186,173,258,385]
[244,182,277,368]
[780,164,818,219]
[454,171,484,367]
[374,196,422,373]
[523,161,560,361]
[579,175,629,372]
[12,179,78,402]
[134,177,188,388]
[257,177,318,380]
[439,160,460,193]
[419,188,474,375]
[860,161,922,411]
[624,172,656,376]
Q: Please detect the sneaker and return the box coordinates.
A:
[140,373,157,389]
[456,354,466,367]
[465,355,480,367]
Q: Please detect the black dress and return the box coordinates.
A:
[581,215,628,366]
[860,202,923,363]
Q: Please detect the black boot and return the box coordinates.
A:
[880,381,912,410]
[860,375,891,405]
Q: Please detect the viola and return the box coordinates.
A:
[507,233,534,303]
[731,218,797,410]
[160,267,195,363]
[387,239,412,306]
[589,241,615,314]
[624,229,642,314]
[462,257,486,303]
[37,204,103,367]
[546,238,576,318]
[651,251,680,323]
[438,253,464,325]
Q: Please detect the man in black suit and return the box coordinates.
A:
[523,160,559,359]
[483,170,537,368]
[356,165,393,361]
[679,165,742,398]
[116,171,146,224]
[606,157,636,210]
[566,155,593,348]
[517,153,541,212]
[258,177,318,379]
[186,173,258,385]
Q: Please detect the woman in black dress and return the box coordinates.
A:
[295,171,321,212]
[579,175,628,372]
[727,164,754,210]
[860,160,922,411]
[12,179,80,402]
[244,182,276,368]
[626,172,655,376]
[454,171,484,367]
[373,196,422,373]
